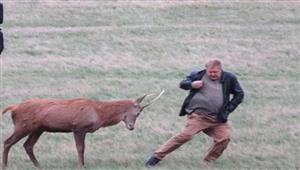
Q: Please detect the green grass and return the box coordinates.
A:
[1,1,300,170]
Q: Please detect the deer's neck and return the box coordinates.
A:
[94,100,131,127]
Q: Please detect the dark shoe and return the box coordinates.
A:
[145,154,160,167]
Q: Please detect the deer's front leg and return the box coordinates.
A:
[73,131,86,167]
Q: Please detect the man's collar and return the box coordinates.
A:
[220,70,225,83]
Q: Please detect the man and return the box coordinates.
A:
[145,59,244,166]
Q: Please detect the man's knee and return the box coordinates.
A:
[174,132,194,143]
[214,134,230,144]
[223,138,230,145]
[216,138,230,147]
[215,128,231,143]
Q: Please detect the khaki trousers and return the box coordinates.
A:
[154,113,230,162]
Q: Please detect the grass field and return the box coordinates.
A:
[1,1,299,170]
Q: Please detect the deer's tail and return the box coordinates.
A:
[2,104,18,115]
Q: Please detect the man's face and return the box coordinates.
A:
[206,67,222,81]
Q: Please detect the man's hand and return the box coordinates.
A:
[191,80,203,89]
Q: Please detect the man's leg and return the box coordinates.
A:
[145,114,203,166]
[145,113,213,167]
[154,113,208,160]
[203,122,231,162]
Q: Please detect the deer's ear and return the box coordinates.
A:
[136,94,147,104]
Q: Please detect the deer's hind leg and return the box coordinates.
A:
[23,131,43,168]
[2,128,30,169]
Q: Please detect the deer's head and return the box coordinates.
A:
[123,90,164,130]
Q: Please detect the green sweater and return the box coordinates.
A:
[185,73,224,118]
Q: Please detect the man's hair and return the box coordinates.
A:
[205,59,222,69]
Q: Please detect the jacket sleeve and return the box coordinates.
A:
[179,71,198,90]
[226,76,244,113]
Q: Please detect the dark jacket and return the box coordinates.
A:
[179,69,244,123]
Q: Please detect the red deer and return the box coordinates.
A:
[1,91,164,169]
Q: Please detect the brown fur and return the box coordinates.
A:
[2,96,146,168]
